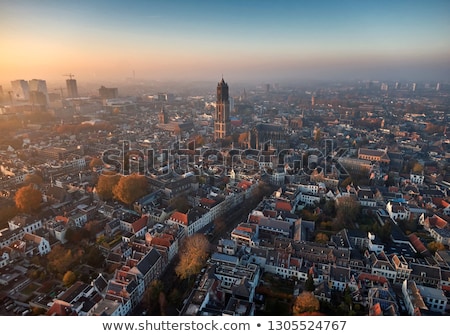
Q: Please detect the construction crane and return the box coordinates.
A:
[63,73,75,80]
[54,87,64,99]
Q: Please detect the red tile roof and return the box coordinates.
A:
[235,225,253,233]
[263,210,277,218]
[200,197,217,207]
[275,200,292,212]
[46,300,77,316]
[428,215,448,229]
[358,273,388,285]
[432,198,450,208]
[170,211,188,225]
[55,216,69,223]
[248,215,261,224]
[408,234,428,254]
[150,237,171,248]
[237,180,252,190]
[131,216,148,233]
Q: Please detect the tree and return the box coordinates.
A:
[0,205,18,230]
[335,196,360,228]
[168,195,190,213]
[142,280,164,315]
[24,173,43,186]
[62,270,77,287]
[84,220,104,241]
[158,292,168,316]
[213,216,227,236]
[113,173,148,205]
[64,226,89,244]
[46,245,83,277]
[89,157,103,170]
[412,162,424,174]
[315,232,329,244]
[15,184,42,214]
[175,234,210,280]
[83,246,105,268]
[292,291,320,315]
[96,173,120,201]
[340,177,353,188]
[379,221,392,243]
[323,199,336,217]
[427,241,445,253]
[305,273,315,292]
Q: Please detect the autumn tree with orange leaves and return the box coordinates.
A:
[175,234,210,280]
[15,184,42,214]
[113,174,148,205]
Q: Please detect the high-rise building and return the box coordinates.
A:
[214,78,231,141]
[99,86,119,99]
[66,79,78,98]
[11,80,30,100]
[29,79,49,104]
[29,91,48,106]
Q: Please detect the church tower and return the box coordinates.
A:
[158,104,168,124]
[214,77,231,141]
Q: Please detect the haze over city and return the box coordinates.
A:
[2,0,450,322]
[1,0,450,86]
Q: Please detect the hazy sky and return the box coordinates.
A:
[1,0,450,84]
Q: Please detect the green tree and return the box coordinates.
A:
[96,173,120,200]
[14,184,42,214]
[113,173,148,205]
[175,234,210,280]
[292,291,320,315]
[62,270,77,287]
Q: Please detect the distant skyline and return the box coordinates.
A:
[1,0,450,86]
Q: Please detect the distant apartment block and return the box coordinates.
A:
[99,86,119,99]
[66,79,78,98]
[11,79,30,100]
[29,79,49,105]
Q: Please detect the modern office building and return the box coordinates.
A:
[99,86,119,99]
[29,79,49,104]
[66,79,79,98]
[11,79,30,101]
